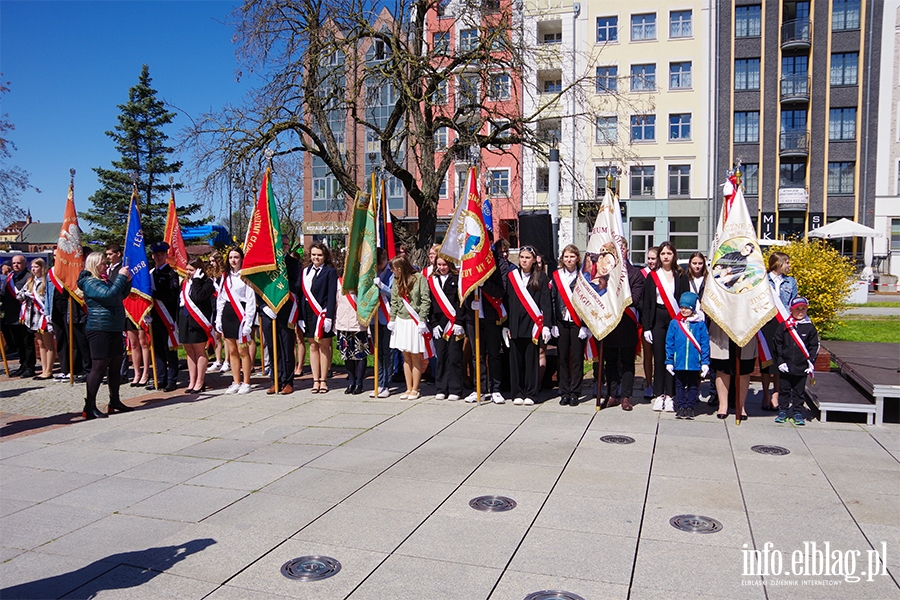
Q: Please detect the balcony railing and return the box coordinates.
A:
[780,75,810,103]
[781,19,811,49]
[780,131,810,157]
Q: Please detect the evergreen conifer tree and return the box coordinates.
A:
[83,64,204,245]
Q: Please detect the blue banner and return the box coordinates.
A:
[123,191,153,325]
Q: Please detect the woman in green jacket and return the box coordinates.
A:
[388,256,431,400]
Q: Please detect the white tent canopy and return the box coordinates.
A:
[808,218,882,267]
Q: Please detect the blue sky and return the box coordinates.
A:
[1,0,254,226]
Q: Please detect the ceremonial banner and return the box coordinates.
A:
[164,191,189,277]
[439,167,495,303]
[242,169,290,313]
[571,187,632,340]
[55,181,84,305]
[342,189,370,294]
[122,187,153,326]
[356,181,379,325]
[701,175,776,346]
[378,180,396,260]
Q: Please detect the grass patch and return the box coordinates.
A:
[847,302,900,308]
[821,316,900,343]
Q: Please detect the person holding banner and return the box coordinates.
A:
[148,242,181,392]
[301,242,337,394]
[179,259,215,394]
[336,256,369,395]
[506,245,552,406]
[602,239,645,411]
[17,258,56,380]
[388,255,431,400]
[759,252,798,411]
[370,248,395,397]
[551,245,591,407]
[217,247,256,395]
[462,247,507,404]
[78,252,133,418]
[427,256,465,400]
[641,241,689,412]
[1,254,36,377]
[640,246,659,399]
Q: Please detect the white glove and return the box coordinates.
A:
[193,270,204,279]
[298,320,306,333]
[452,324,464,336]
[502,327,510,347]
[416,322,427,335]
[578,326,590,340]
[778,363,789,373]
[700,365,709,378]
[144,315,152,325]
[323,318,333,333]
[541,327,551,344]
[433,325,442,338]
[551,326,560,338]
[216,323,223,334]
[46,322,54,334]
[471,300,482,312]
[806,361,815,374]
[643,330,653,344]
[666,364,675,375]
[374,279,385,290]
[387,321,395,332]
[241,323,253,339]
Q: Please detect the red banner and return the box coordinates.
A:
[164,192,189,277]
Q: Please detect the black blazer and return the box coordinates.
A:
[427,272,465,332]
[461,262,506,325]
[549,268,580,325]
[300,264,337,323]
[505,267,552,339]
[641,268,689,330]
[605,261,646,348]
[186,276,215,320]
[152,264,181,316]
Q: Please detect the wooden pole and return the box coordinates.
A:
[373,316,379,397]
[272,318,279,394]
[148,324,159,390]
[595,340,604,411]
[735,346,742,426]
[68,297,74,386]
[0,329,8,377]
[474,290,482,404]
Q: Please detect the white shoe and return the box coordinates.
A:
[54,372,69,380]
[237,383,251,394]
[464,392,478,403]
[644,385,654,399]
[491,392,506,404]
[513,397,524,405]
[224,382,241,394]
[377,389,391,398]
[435,393,446,400]
[652,395,665,411]
[448,394,460,401]
[523,398,535,405]
[207,361,221,372]
[220,362,231,374]
[664,396,675,412]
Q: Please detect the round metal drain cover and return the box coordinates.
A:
[524,591,585,600]
[600,435,635,445]
[469,495,517,512]
[751,444,790,456]
[281,556,341,581]
[670,514,723,534]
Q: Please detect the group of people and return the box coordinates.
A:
[1,234,818,425]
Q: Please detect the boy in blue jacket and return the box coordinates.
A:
[665,292,710,420]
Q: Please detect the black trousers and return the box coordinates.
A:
[467,319,503,394]
[510,337,541,399]
[56,320,91,375]
[150,322,179,384]
[674,370,700,410]
[434,335,464,396]
[605,345,636,399]
[260,311,296,387]
[778,373,807,415]
[6,322,35,369]
[651,306,675,397]
[557,322,585,395]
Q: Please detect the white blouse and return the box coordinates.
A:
[215,271,257,332]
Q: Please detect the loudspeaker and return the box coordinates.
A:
[517,210,553,260]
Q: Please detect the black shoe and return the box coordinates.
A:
[146,382,159,391]
[74,374,88,383]
[19,368,35,379]
[345,385,355,395]
[559,395,570,406]
[352,385,364,395]
[685,408,695,420]
[107,401,134,413]
[675,407,684,419]
[10,366,23,377]
[82,406,108,420]
[164,381,178,393]
[569,396,579,406]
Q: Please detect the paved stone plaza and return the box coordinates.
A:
[0,370,897,599]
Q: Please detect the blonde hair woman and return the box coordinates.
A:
[17,258,56,380]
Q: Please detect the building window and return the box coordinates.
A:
[536,167,549,193]
[460,28,479,52]
[734,111,760,143]
[669,62,692,89]
[780,161,806,188]
[490,73,510,100]
[668,165,690,197]
[542,31,562,44]
[434,126,448,149]
[596,16,618,42]
[542,78,562,93]
[631,13,656,41]
[631,64,656,91]
[669,113,691,140]
[631,114,656,142]
[734,58,761,90]
[781,109,807,133]
[742,163,759,195]
[827,162,855,195]
[630,166,656,197]
[829,108,856,141]
[458,74,479,105]
[669,217,699,254]
[490,169,510,196]
[488,119,509,149]
[596,116,618,144]
[892,218,900,250]
[897,162,900,195]
[595,166,610,198]
[433,32,449,53]
[432,80,447,105]
[670,10,692,38]
[832,0,860,31]
[735,5,761,37]
[439,175,448,199]
[537,118,561,145]
[831,53,859,86]
[596,66,618,93]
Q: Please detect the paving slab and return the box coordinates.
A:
[119,484,249,523]
[184,460,296,491]
[293,503,427,553]
[202,491,333,537]
[348,554,502,600]
[489,570,629,600]
[0,551,119,599]
[116,454,226,484]
[60,564,219,599]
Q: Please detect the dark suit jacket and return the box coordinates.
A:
[641,269,689,331]
[427,272,465,332]
[300,264,337,323]
[1,270,31,325]
[605,261,645,348]
[505,267,552,339]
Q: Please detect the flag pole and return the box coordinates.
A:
[373,317,379,397]
[474,289,482,404]
[148,325,159,390]
[0,330,8,377]
[68,297,74,386]
[272,319,279,394]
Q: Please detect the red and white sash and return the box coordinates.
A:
[181,279,214,346]
[302,267,326,340]
[756,331,773,367]
[650,270,678,320]
[552,269,582,327]
[641,267,651,278]
[401,296,435,359]
[48,268,64,294]
[222,275,249,344]
[509,269,543,344]
[481,290,507,324]
[428,275,456,340]
[153,300,180,349]
[338,277,359,312]
[29,282,49,332]
[624,306,643,355]
[287,292,299,328]
[768,274,791,324]
[585,336,599,362]
[784,317,810,359]
[676,316,702,352]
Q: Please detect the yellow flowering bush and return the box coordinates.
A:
[764,239,854,334]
